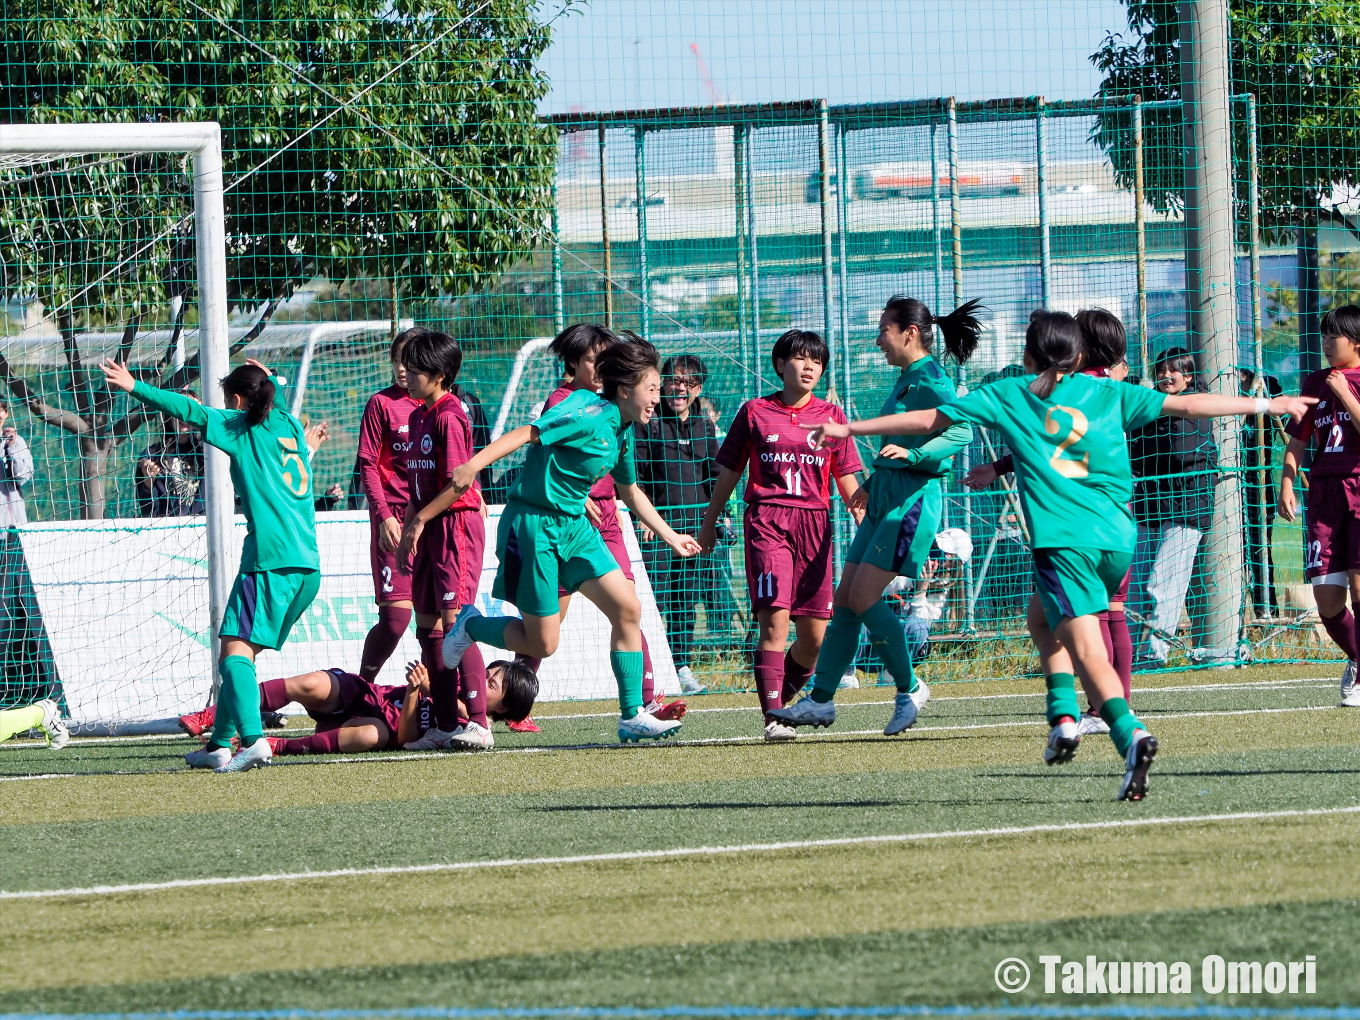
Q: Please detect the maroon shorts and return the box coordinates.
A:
[743,503,834,619]
[559,498,634,595]
[1305,474,1360,584]
[370,511,412,604]
[311,669,404,749]
[412,508,487,615]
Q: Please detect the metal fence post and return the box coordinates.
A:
[931,118,943,314]
[634,125,649,341]
[551,148,565,334]
[836,121,852,412]
[818,99,836,402]
[746,127,763,390]
[735,123,750,404]
[1036,96,1051,308]
[1133,97,1149,380]
[598,124,613,329]
[946,96,974,631]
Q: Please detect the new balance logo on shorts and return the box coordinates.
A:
[755,571,779,599]
[442,591,457,602]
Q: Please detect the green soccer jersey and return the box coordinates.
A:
[511,388,638,515]
[873,355,972,475]
[940,373,1166,551]
[130,381,320,572]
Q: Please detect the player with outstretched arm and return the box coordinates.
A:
[804,309,1314,800]
[698,328,863,741]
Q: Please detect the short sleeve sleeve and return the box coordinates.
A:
[1120,382,1167,432]
[356,396,385,466]
[715,404,753,471]
[938,382,1003,431]
[828,407,864,476]
[611,428,638,486]
[533,396,601,449]
[1286,374,1316,441]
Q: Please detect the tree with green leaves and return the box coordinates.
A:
[0,0,558,517]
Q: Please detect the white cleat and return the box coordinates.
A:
[763,719,797,742]
[186,746,232,770]
[1116,730,1159,801]
[449,722,494,750]
[883,691,920,735]
[618,709,682,743]
[36,699,69,750]
[676,666,708,694]
[768,695,835,729]
[214,739,273,773]
[441,604,483,669]
[1341,660,1359,704]
[1044,719,1081,765]
[403,727,457,751]
[838,668,860,689]
[1076,711,1110,736]
[910,680,930,709]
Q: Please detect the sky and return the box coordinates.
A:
[538,0,1132,116]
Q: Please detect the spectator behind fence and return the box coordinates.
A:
[1127,347,1219,668]
[1239,367,1283,620]
[0,399,34,526]
[135,390,205,517]
[634,354,739,693]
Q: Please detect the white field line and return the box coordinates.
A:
[5,803,1360,902]
[0,702,1345,783]
[1,676,1340,749]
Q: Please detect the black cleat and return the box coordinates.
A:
[262,711,288,730]
[1117,732,1158,801]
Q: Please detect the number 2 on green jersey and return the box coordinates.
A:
[279,435,310,496]
[1044,405,1090,479]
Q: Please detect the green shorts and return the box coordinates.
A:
[220,567,321,650]
[844,469,942,578]
[493,500,621,617]
[1032,547,1133,631]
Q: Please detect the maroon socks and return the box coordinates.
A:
[417,625,461,731]
[259,677,291,712]
[782,648,815,704]
[754,650,784,720]
[360,606,412,681]
[1107,608,1133,702]
[273,730,343,755]
[459,641,489,728]
[641,634,656,706]
[1321,607,1358,661]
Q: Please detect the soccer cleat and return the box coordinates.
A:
[36,699,69,750]
[1076,710,1110,736]
[618,710,683,743]
[265,736,285,755]
[676,666,708,694]
[215,738,273,773]
[883,692,920,736]
[403,726,457,751]
[262,711,288,729]
[838,668,860,689]
[768,695,835,729]
[178,705,216,737]
[763,719,797,742]
[449,722,494,751]
[1116,730,1158,801]
[506,717,541,733]
[910,680,930,709]
[645,696,688,721]
[186,745,232,770]
[1341,660,1359,704]
[441,604,483,669]
[1044,718,1081,765]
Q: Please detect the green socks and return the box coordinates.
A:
[466,614,513,648]
[0,704,45,743]
[1044,673,1081,725]
[611,650,644,719]
[811,605,861,703]
[1098,697,1144,756]
[860,600,917,694]
[211,655,262,749]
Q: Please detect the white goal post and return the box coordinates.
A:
[0,122,235,666]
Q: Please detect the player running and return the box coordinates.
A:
[538,324,684,720]
[391,330,496,751]
[101,357,320,773]
[438,337,704,743]
[1278,305,1360,706]
[355,329,423,683]
[698,328,864,741]
[805,309,1313,800]
[769,296,982,736]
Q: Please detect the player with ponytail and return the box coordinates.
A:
[101,357,321,773]
[769,296,982,738]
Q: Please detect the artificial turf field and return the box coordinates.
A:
[2,663,1359,1016]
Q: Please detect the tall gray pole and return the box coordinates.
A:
[598,125,613,329]
[735,124,750,404]
[1036,96,1051,308]
[946,96,973,631]
[931,120,943,314]
[746,131,763,389]
[817,99,837,402]
[836,123,851,407]
[1180,0,1243,662]
[634,126,649,341]
[1133,98,1149,380]
[551,156,565,334]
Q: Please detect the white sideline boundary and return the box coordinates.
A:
[5,803,1360,901]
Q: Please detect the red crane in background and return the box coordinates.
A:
[690,43,726,104]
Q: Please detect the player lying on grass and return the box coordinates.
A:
[178,659,537,755]
[802,309,1314,800]
[101,357,320,774]
[1277,304,1360,707]
[768,295,982,737]
[0,699,68,749]
[698,328,863,741]
[437,337,704,744]
[965,307,1135,736]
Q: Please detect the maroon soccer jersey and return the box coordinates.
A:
[1287,368,1360,476]
[716,393,863,509]
[407,391,481,512]
[357,384,423,521]
[544,384,616,501]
